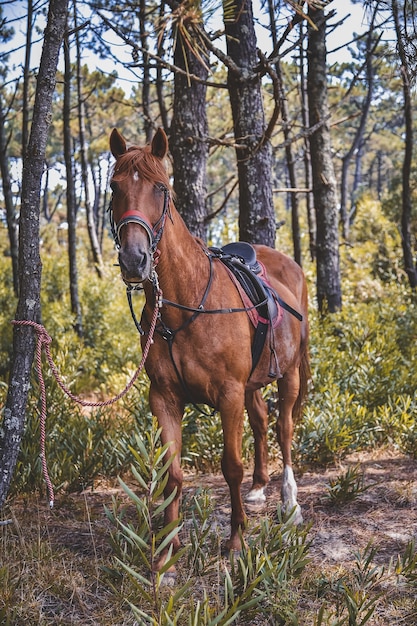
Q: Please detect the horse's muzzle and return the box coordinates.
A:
[118,246,152,284]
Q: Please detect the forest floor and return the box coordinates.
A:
[245,446,417,572]
[1,446,417,624]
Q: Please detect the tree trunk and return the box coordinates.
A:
[0,97,19,295]
[392,0,417,288]
[156,3,169,133]
[139,0,152,142]
[74,0,104,277]
[299,21,316,261]
[307,8,342,312]
[224,0,276,247]
[169,21,209,241]
[22,0,33,158]
[352,138,364,198]
[275,59,302,265]
[42,165,52,221]
[64,27,83,336]
[340,20,379,240]
[0,0,68,511]
[267,0,301,263]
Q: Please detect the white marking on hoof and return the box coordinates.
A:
[245,487,266,503]
[282,503,303,525]
[281,466,303,524]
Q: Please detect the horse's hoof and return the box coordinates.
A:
[223,535,246,555]
[159,571,177,587]
[283,503,303,526]
[245,487,266,504]
[222,544,240,559]
[292,505,303,525]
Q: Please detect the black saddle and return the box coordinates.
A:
[209,243,277,375]
[220,242,259,270]
[211,242,276,319]
[209,242,303,377]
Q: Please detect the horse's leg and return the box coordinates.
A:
[245,389,269,503]
[220,393,247,551]
[149,386,185,571]
[277,366,303,524]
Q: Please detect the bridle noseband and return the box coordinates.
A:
[109,183,171,254]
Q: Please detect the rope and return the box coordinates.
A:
[11,290,161,508]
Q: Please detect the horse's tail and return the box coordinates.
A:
[293,344,311,423]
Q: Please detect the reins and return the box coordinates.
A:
[11,290,161,508]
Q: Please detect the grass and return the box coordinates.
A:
[0,493,128,625]
[324,464,371,506]
[2,438,417,625]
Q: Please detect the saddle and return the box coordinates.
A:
[210,242,302,377]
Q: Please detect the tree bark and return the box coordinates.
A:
[139,0,152,142]
[224,0,276,247]
[63,27,83,336]
[156,3,169,133]
[74,0,104,277]
[22,0,33,159]
[0,97,19,295]
[267,0,301,263]
[299,21,316,261]
[392,0,417,288]
[275,58,302,265]
[0,0,69,511]
[307,8,342,312]
[169,19,209,240]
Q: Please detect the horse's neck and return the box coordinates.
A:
[153,207,210,305]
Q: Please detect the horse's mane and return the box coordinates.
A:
[112,144,171,190]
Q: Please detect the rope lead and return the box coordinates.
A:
[11,291,161,508]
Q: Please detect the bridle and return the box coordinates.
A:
[108,180,172,336]
[108,182,171,254]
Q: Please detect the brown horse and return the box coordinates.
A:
[109,127,310,570]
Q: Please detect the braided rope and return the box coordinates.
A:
[11,290,161,508]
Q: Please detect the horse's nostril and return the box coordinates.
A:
[118,248,150,281]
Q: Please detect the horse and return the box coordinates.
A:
[109,127,310,571]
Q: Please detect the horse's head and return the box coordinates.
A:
[109,128,170,285]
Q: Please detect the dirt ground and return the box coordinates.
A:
[3,447,417,624]
[184,447,417,569]
[36,447,417,567]
[295,448,417,568]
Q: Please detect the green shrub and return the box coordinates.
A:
[9,369,153,497]
[299,287,417,468]
[324,464,371,506]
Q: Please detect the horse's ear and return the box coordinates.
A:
[151,128,168,159]
[110,128,127,158]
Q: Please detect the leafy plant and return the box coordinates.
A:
[105,421,189,624]
[316,543,386,626]
[324,465,371,506]
[395,538,417,585]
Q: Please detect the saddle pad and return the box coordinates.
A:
[223,264,283,329]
